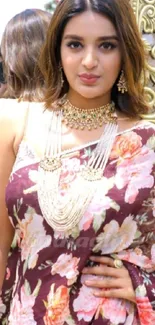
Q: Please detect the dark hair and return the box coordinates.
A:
[39,0,148,116]
[0,62,6,84]
[0,49,5,84]
[1,8,51,101]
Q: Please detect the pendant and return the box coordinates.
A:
[40,157,62,172]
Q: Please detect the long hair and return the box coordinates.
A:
[39,0,148,116]
[1,9,51,101]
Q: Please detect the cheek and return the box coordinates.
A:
[61,55,78,81]
[63,56,76,68]
[103,49,122,67]
[61,46,81,73]
[61,47,76,67]
[62,55,78,72]
[102,55,121,83]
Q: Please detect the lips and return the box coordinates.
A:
[79,73,99,79]
[79,73,100,85]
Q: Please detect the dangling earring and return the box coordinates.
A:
[59,65,64,88]
[117,70,128,94]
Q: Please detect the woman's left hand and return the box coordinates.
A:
[82,256,136,304]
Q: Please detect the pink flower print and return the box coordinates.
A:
[44,284,70,325]
[51,253,80,285]
[79,176,116,233]
[88,196,113,217]
[6,267,11,280]
[100,298,129,324]
[79,211,94,231]
[73,274,103,322]
[17,208,51,269]
[93,215,137,254]
[115,147,155,204]
[117,249,153,271]
[8,286,36,325]
[110,131,142,160]
[151,244,155,264]
[73,275,132,323]
[136,296,155,325]
[60,158,81,194]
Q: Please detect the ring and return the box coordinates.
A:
[114,259,123,269]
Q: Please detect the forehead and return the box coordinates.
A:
[62,11,117,38]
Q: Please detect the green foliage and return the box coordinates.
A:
[44,0,58,13]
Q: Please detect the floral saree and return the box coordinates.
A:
[0,121,155,325]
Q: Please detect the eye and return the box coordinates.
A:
[100,42,117,50]
[66,41,83,49]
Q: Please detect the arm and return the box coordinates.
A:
[0,104,16,290]
[124,261,155,323]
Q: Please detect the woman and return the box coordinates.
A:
[0,0,155,324]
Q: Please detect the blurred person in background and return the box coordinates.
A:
[0,8,51,323]
[0,8,51,101]
[0,50,7,97]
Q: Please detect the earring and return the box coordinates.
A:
[59,65,64,88]
[117,70,128,94]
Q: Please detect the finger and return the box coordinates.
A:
[85,278,125,289]
[82,265,128,278]
[90,256,115,267]
[93,288,136,303]
[82,265,103,275]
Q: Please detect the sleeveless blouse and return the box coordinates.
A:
[1,120,155,325]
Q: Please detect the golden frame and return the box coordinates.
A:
[130,0,155,109]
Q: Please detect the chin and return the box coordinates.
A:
[76,88,103,100]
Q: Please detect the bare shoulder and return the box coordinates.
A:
[0,99,44,153]
[0,98,43,123]
[0,98,26,134]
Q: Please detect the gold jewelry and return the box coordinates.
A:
[37,97,118,232]
[62,98,116,131]
[114,259,123,268]
[117,70,128,94]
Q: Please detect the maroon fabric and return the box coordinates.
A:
[1,122,155,324]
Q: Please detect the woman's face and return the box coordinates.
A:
[61,11,122,102]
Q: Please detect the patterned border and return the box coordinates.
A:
[130,0,155,109]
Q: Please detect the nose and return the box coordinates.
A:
[82,48,98,70]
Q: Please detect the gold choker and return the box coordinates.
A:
[61,98,116,131]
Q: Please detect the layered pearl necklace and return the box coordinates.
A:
[37,96,118,232]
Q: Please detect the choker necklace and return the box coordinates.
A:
[37,96,118,232]
[62,97,116,130]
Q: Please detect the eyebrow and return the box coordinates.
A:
[63,35,119,41]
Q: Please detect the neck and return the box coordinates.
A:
[67,89,111,110]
